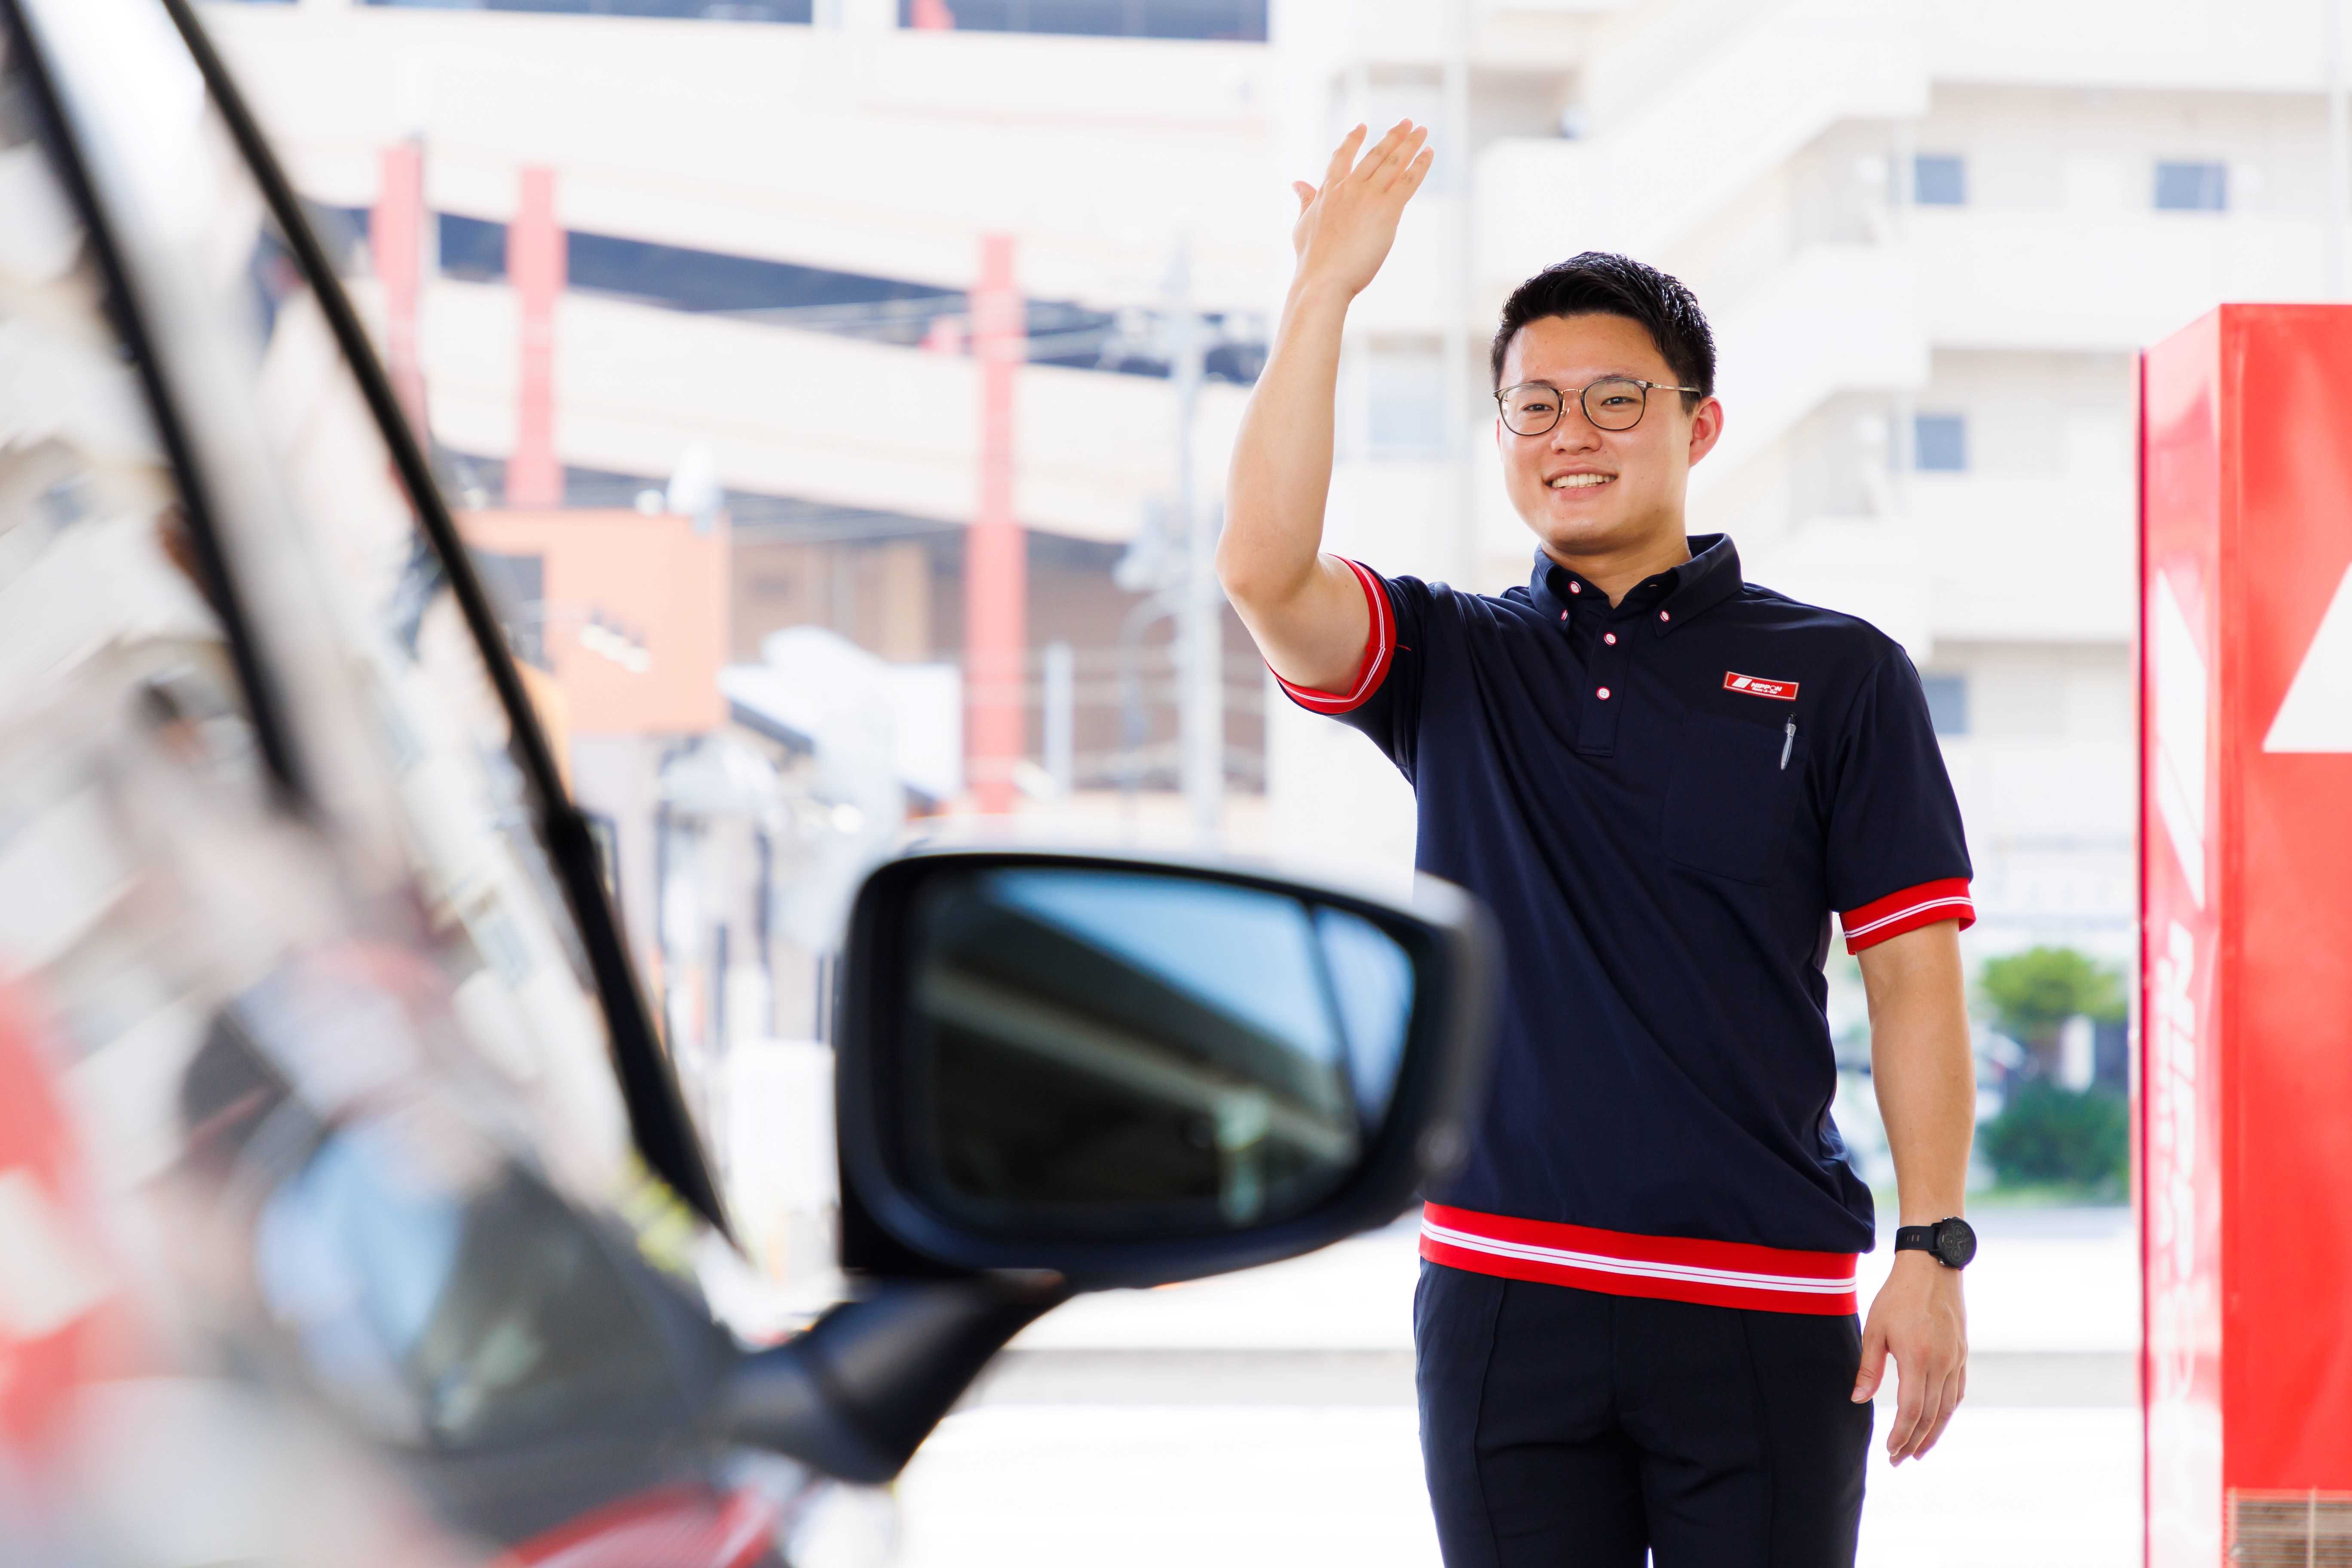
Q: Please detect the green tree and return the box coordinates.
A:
[1977,946,2126,1058]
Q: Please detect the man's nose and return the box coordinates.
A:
[1550,409,1603,450]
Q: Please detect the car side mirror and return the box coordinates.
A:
[835,848,1494,1286]
[721,848,1493,1483]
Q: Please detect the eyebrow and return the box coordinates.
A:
[1504,374,1650,389]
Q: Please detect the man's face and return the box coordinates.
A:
[1494,312,1723,561]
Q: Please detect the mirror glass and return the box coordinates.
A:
[902,867,1416,1234]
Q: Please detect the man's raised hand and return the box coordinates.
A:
[1290,120,1434,299]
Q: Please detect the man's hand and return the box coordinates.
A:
[1289,121,1433,300]
[1217,121,1433,691]
[1852,1251,1966,1463]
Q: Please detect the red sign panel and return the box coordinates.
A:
[2142,306,2352,1565]
[1721,671,1799,700]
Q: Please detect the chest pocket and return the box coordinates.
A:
[1661,714,1804,884]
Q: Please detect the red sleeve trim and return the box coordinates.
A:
[1840,877,1976,953]
[1270,557,1396,715]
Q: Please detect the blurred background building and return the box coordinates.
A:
[193,0,2340,1260]
[159,1,2341,1558]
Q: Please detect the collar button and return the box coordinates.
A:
[1658,609,1670,623]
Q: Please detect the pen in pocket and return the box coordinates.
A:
[1780,720,1795,770]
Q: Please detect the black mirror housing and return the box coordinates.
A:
[834,847,1495,1290]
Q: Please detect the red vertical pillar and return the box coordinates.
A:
[372,141,427,436]
[965,233,1024,815]
[2142,305,2352,1565]
[507,166,564,510]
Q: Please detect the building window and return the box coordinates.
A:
[1913,413,1968,472]
[1922,674,1970,737]
[1912,154,1966,207]
[900,0,1267,39]
[2155,161,2228,212]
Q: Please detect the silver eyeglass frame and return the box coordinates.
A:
[1495,377,1704,436]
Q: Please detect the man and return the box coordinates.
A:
[1219,121,1978,1565]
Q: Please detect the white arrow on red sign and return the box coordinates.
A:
[2264,561,2352,753]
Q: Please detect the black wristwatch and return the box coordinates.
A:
[1893,1217,1977,1270]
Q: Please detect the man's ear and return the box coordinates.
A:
[1685,396,1725,467]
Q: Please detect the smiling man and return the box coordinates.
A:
[1219,123,1980,1567]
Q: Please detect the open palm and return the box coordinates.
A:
[1291,120,1435,298]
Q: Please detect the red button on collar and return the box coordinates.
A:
[1569,582,1583,594]
[1658,609,1670,622]
[1596,686,1611,700]
[1603,632,1617,645]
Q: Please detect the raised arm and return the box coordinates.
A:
[1218,121,1433,693]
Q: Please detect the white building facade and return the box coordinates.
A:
[1282,0,2349,963]
[201,0,2346,965]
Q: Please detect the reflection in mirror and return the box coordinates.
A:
[904,868,1416,1234]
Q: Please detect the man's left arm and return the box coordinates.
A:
[1850,918,1973,1464]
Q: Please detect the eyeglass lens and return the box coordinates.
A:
[1501,378,1650,435]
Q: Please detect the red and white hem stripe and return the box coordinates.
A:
[1419,1203,1859,1316]
[1269,557,1395,715]
[1838,876,1975,954]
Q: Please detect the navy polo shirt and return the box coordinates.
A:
[1277,535,1973,1315]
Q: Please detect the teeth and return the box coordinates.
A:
[1550,473,1612,489]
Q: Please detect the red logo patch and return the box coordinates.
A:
[1724,671,1800,701]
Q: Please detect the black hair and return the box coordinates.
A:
[1489,252,1715,407]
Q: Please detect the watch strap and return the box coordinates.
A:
[1893,1218,1975,1268]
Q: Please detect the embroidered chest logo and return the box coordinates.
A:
[1723,671,1800,701]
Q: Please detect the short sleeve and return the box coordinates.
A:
[1268,558,1427,774]
[1823,649,1975,953]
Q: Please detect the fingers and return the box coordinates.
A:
[1398,146,1436,196]
[1315,121,1431,208]
[1292,180,1317,214]
[1333,120,1415,188]
[1323,124,1366,187]
[1894,1369,1950,1464]
[1909,1364,1967,1461]
[1368,122,1429,188]
[1886,1354,1967,1464]
[1883,1362,1925,1464]
[1850,1323,1887,1405]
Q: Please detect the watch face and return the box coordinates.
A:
[1933,1219,1978,1269]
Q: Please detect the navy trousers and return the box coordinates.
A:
[1415,1260,1873,1567]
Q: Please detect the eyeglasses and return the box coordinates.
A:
[1495,377,1701,436]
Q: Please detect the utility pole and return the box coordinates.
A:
[967,233,1026,815]
[1168,242,1221,839]
[1443,0,1476,585]
[373,139,429,440]
[508,166,564,509]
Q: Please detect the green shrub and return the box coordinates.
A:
[1979,1081,2128,1194]
[1978,946,2126,1053]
